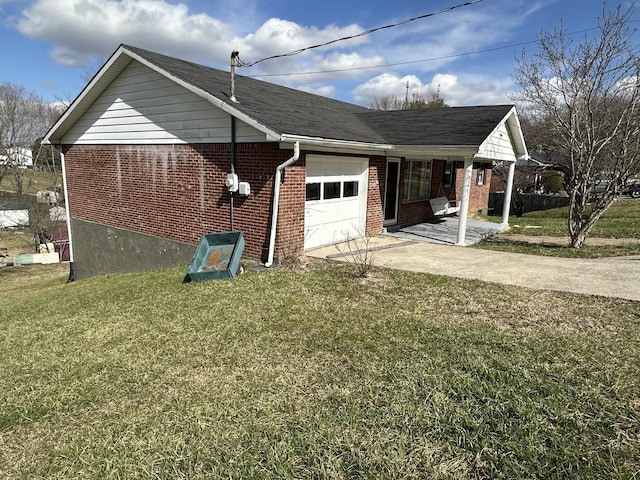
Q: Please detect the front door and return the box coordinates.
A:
[384,158,400,225]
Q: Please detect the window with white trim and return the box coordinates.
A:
[476,164,486,186]
[403,160,432,201]
[443,160,455,187]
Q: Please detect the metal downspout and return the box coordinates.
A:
[265,142,300,267]
[58,147,75,282]
[230,116,236,230]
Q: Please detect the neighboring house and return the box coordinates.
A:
[491,155,552,193]
[44,44,527,279]
[0,148,33,169]
[0,203,29,228]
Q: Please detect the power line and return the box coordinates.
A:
[236,0,485,68]
[248,22,639,79]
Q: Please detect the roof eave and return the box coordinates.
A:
[280,134,479,157]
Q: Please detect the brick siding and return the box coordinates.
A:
[62,143,301,261]
[394,159,492,226]
[366,156,386,236]
[63,144,491,265]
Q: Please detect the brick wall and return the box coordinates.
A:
[366,156,386,236]
[63,144,494,267]
[62,143,301,261]
[454,162,492,214]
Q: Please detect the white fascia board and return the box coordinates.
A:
[500,106,529,160]
[280,134,393,153]
[124,48,281,142]
[396,146,478,158]
[43,45,132,144]
[474,154,515,163]
[279,134,477,157]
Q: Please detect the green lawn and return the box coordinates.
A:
[475,199,640,257]
[1,263,638,479]
[500,199,640,238]
[0,169,61,196]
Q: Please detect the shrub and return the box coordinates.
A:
[542,170,564,193]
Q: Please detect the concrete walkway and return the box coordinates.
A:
[308,236,640,302]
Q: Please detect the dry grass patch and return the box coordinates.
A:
[1,264,639,479]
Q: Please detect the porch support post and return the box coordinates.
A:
[456,158,474,246]
[501,160,516,225]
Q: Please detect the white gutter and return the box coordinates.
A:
[265,141,300,267]
[59,149,74,279]
[279,134,478,157]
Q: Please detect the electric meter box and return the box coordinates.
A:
[238,182,250,196]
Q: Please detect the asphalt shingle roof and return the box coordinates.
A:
[124,45,514,147]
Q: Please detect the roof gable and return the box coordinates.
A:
[475,107,528,162]
[45,44,528,160]
[56,59,266,145]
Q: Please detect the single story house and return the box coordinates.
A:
[44,44,527,279]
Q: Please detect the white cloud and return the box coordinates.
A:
[18,0,238,66]
[238,18,366,62]
[17,0,373,72]
[353,73,424,106]
[353,72,515,107]
[432,73,515,106]
[14,0,536,104]
[297,84,336,98]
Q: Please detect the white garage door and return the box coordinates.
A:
[304,155,369,250]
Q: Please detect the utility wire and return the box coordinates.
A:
[236,0,485,68]
[248,27,601,78]
[248,20,640,79]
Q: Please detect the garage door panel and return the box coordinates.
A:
[305,220,362,247]
[305,199,360,228]
[304,155,368,250]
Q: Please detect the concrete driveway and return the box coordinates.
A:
[309,236,640,302]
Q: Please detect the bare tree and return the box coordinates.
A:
[371,89,449,111]
[513,5,640,247]
[0,83,60,200]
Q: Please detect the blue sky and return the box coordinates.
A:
[1,0,638,107]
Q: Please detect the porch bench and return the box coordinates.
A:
[429,196,460,216]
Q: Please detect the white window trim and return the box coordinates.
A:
[403,159,432,202]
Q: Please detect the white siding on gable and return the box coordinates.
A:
[475,123,518,162]
[62,61,266,145]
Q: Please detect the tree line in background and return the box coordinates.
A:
[371,88,449,110]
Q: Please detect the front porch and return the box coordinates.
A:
[384,217,507,246]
